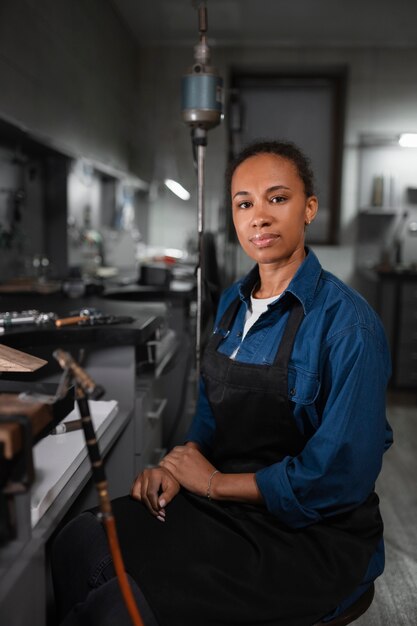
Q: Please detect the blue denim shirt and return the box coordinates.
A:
[186,248,393,599]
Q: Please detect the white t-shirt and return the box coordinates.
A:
[230,293,281,360]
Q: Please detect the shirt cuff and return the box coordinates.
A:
[255,460,322,528]
[184,425,214,456]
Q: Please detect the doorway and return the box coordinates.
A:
[227,68,347,245]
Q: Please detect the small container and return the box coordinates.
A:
[371,176,384,207]
[62,279,86,298]
[139,264,172,288]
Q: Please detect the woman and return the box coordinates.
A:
[52,141,393,626]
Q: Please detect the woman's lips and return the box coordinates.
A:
[250,233,280,248]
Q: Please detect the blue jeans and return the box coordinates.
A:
[51,511,159,626]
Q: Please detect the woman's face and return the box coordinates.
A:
[231,153,318,268]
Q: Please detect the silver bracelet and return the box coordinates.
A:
[206,469,219,500]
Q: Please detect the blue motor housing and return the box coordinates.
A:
[181,70,223,128]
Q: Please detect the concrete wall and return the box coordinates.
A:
[0,0,137,173]
[0,0,141,278]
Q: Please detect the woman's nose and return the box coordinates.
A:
[251,203,272,228]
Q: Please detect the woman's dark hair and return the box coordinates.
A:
[225,140,315,198]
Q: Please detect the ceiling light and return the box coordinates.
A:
[164,179,190,201]
[398,133,417,147]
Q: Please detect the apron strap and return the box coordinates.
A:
[273,299,305,367]
[210,297,242,350]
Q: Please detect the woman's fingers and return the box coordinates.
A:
[130,473,143,500]
[147,471,164,512]
[131,469,160,516]
[131,468,180,520]
[158,472,180,508]
[140,471,161,517]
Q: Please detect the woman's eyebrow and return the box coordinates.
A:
[232,185,290,200]
[267,185,291,193]
[232,190,249,200]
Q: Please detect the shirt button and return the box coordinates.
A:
[289,388,296,396]
[236,331,242,337]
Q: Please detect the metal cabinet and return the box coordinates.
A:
[0,316,172,626]
[396,282,417,387]
[133,325,193,471]
[379,275,417,388]
[134,375,166,474]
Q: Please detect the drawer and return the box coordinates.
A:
[134,447,167,474]
[134,453,142,476]
[142,446,167,470]
[134,386,151,453]
[134,388,166,455]
[143,397,166,451]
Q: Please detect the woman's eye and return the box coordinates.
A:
[237,201,252,209]
[270,195,286,204]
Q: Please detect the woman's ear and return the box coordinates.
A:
[305,196,318,225]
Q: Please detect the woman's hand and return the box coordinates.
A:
[159,444,217,497]
[131,466,180,522]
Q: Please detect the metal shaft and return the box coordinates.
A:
[196,140,206,382]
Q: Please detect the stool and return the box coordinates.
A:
[314,583,375,625]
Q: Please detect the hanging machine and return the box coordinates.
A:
[181,0,223,379]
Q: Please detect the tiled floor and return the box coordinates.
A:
[356,403,417,625]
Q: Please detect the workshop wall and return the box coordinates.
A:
[0,0,137,173]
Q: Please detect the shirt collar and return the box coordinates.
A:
[237,247,322,315]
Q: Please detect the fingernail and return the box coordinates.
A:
[159,509,166,516]
[159,499,166,508]
[156,515,165,522]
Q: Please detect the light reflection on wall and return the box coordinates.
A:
[67,158,103,272]
[115,180,135,231]
[67,159,102,231]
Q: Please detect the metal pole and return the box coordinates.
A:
[196,136,206,382]
[181,2,222,389]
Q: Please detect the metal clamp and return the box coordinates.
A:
[145,326,163,364]
[147,398,167,422]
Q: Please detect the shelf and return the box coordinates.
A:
[359,207,397,216]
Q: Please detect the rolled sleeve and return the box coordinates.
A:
[256,325,392,528]
[256,458,322,526]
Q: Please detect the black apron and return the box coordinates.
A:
[112,296,383,626]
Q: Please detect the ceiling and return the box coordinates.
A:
[111,0,417,48]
